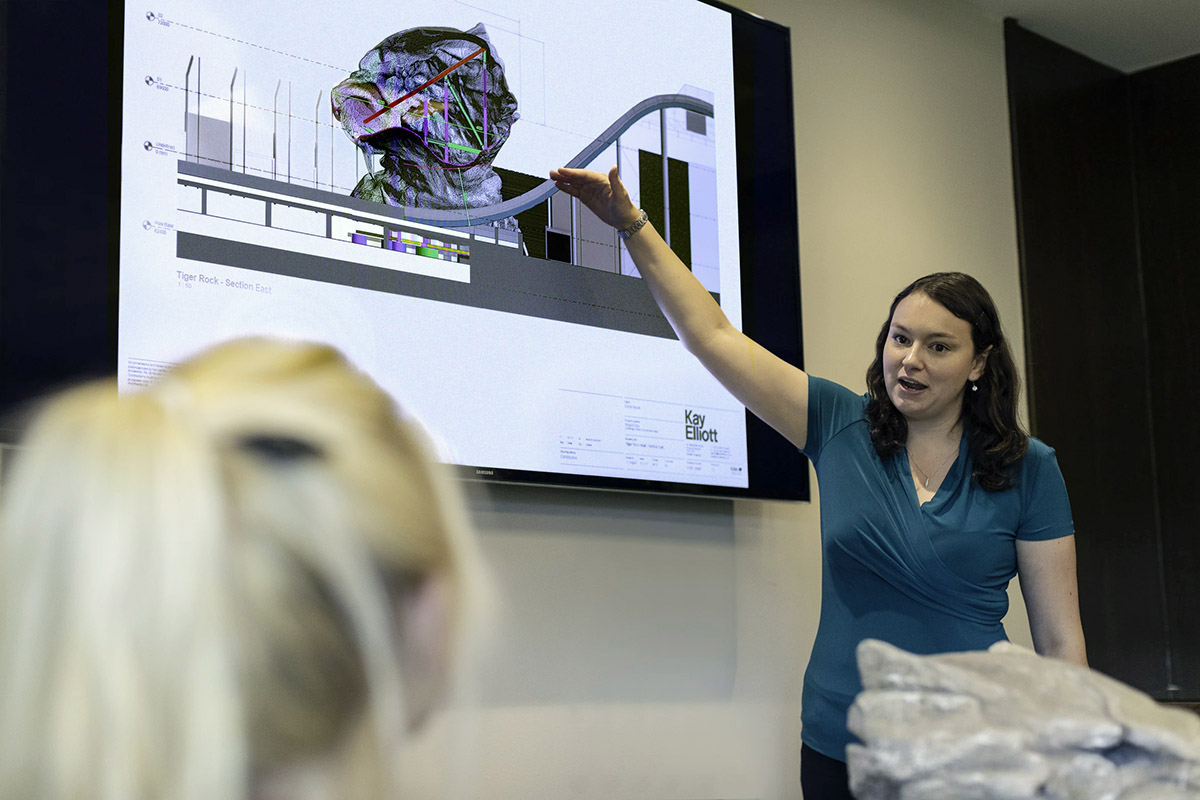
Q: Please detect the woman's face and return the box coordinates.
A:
[882,292,987,426]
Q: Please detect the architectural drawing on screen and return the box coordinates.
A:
[166,7,723,331]
[331,24,520,230]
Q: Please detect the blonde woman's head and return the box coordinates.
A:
[0,338,484,800]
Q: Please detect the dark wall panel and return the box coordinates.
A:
[0,0,117,418]
[1005,22,1169,694]
[1130,54,1200,699]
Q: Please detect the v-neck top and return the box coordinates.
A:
[800,377,1075,760]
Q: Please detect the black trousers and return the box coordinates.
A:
[800,743,854,799]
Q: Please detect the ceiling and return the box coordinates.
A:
[963,0,1200,73]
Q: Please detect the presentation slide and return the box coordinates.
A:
[120,0,749,489]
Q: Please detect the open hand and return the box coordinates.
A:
[549,165,642,231]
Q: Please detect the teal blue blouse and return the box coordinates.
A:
[800,377,1075,760]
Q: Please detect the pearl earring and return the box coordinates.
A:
[971,382,979,392]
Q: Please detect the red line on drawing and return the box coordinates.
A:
[363,46,485,124]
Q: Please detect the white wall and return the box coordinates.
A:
[412,1,1036,798]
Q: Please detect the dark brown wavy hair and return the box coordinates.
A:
[864,272,1027,491]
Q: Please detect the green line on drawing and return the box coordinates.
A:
[447,81,485,148]
[426,139,481,154]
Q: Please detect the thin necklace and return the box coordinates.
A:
[909,444,958,488]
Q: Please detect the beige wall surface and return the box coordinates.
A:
[407,0,1032,798]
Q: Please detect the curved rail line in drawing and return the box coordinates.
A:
[396,93,715,227]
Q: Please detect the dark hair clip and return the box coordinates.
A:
[238,434,324,462]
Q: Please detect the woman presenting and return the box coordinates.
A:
[550,166,1087,799]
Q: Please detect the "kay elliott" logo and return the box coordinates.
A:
[684,410,719,442]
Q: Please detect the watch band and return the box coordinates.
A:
[618,209,649,240]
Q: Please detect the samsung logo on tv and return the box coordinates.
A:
[475,469,495,476]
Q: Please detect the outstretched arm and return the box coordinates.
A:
[550,166,810,449]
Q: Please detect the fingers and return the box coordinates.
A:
[549,167,580,196]
[549,168,576,196]
[607,164,631,204]
[550,166,607,196]
[552,167,594,180]
[552,182,578,197]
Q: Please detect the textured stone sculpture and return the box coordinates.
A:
[848,639,1200,799]
[332,24,519,216]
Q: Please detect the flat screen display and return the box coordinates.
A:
[1,0,807,499]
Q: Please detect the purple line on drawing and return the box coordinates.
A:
[443,84,450,161]
[483,64,488,148]
[423,97,429,144]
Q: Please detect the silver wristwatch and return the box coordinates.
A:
[618,209,649,240]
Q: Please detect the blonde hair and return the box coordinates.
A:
[0,338,483,800]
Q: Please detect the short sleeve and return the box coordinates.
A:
[1016,440,1075,541]
[802,377,868,462]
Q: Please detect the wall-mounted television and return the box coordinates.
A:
[1,0,807,500]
